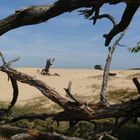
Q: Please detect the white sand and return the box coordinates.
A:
[0,68,139,104]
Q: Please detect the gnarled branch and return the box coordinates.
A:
[0,0,139,46]
[0,52,19,113]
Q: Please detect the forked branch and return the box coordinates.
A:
[0,52,19,113]
[0,0,139,46]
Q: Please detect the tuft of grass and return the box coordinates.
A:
[1,95,140,140]
[107,89,139,103]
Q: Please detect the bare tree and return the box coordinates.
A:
[41,58,55,75]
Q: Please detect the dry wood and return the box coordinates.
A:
[8,76,19,111]
[0,1,140,138]
[41,58,55,75]
[1,54,140,140]
[64,81,81,104]
[11,132,84,140]
[132,77,140,94]
[0,67,69,109]
[0,64,140,123]
[0,52,19,113]
[100,30,126,106]
[11,133,33,140]
[11,113,56,122]
[0,125,84,140]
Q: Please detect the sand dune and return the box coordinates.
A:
[0,68,140,104]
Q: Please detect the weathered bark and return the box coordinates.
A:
[0,52,19,113]
[0,0,139,46]
[41,58,55,75]
[8,98,140,122]
[132,77,140,94]
[0,0,96,36]
[11,133,33,140]
[0,125,84,140]
[104,3,139,46]
[8,76,19,111]
[1,61,140,140]
[0,125,26,136]
[100,30,126,105]
[11,113,56,122]
[11,132,84,140]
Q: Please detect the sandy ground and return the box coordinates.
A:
[0,68,140,104]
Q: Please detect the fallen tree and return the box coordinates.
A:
[0,31,140,140]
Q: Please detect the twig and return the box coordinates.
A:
[0,51,6,64]
[64,81,81,105]
[117,43,127,47]
[0,52,20,69]
[7,56,21,66]
[0,52,19,114]
[90,14,116,26]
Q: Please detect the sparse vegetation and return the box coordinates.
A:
[1,96,140,140]
[0,0,140,139]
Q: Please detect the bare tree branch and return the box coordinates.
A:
[11,113,56,122]
[104,3,139,46]
[0,67,70,109]
[90,14,116,26]
[111,108,140,135]
[11,132,85,140]
[0,125,85,140]
[132,77,140,94]
[8,76,19,111]
[7,97,140,123]
[64,81,81,104]
[100,30,126,106]
[0,0,139,46]
[0,52,19,113]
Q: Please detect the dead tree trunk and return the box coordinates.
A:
[41,58,55,75]
[100,30,126,106]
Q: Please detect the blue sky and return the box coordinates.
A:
[0,0,140,69]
